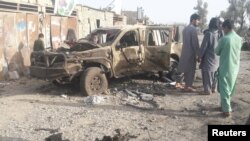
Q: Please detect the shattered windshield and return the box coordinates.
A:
[86,29,121,46]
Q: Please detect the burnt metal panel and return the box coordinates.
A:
[3,13,17,49]
[50,16,78,49]
[16,13,28,49]
[67,17,77,31]
[27,14,38,51]
[2,13,18,71]
[45,14,52,48]
[51,16,61,49]
[61,17,68,41]
[0,13,4,80]
[16,13,30,67]
[0,13,4,49]
[67,17,77,39]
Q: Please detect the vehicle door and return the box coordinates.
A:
[141,28,172,71]
[112,29,143,77]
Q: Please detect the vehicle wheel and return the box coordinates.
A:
[80,67,108,96]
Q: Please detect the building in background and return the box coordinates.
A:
[122,7,151,25]
[0,0,126,80]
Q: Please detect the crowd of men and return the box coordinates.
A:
[175,13,242,118]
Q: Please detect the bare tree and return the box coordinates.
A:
[220,0,250,35]
[193,0,208,31]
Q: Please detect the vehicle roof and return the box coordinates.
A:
[96,25,173,31]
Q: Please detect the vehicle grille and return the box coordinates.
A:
[31,52,66,67]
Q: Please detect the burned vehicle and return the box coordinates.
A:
[30,25,182,96]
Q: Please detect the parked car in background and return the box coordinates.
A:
[30,25,183,96]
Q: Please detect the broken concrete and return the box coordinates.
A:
[84,96,105,105]
[95,129,137,141]
[8,71,20,80]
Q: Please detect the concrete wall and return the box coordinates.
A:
[77,6,114,38]
[122,11,137,25]
[113,14,127,26]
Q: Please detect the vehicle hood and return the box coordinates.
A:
[70,40,102,52]
[63,45,112,60]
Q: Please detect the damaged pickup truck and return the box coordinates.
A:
[30,25,182,96]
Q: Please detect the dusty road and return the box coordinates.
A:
[0,52,250,141]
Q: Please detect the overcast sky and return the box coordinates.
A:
[77,0,229,24]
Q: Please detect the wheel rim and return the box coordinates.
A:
[90,76,102,91]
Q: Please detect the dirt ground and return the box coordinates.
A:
[0,51,250,141]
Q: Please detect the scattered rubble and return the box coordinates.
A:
[95,129,137,141]
[45,133,70,141]
[60,94,68,99]
[123,89,154,101]
[8,71,20,80]
[84,95,106,105]
[0,82,10,86]
[0,136,27,141]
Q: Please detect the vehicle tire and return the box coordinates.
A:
[80,67,108,96]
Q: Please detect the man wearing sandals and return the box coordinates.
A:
[176,13,200,92]
[215,20,242,117]
[198,18,221,95]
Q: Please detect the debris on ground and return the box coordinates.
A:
[95,129,137,141]
[123,89,154,101]
[8,71,20,80]
[160,76,172,83]
[246,114,250,125]
[140,93,154,101]
[84,95,105,105]
[0,136,27,141]
[34,128,59,134]
[0,82,10,88]
[124,89,138,98]
[45,133,70,141]
[60,94,68,99]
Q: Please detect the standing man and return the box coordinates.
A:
[215,19,242,117]
[33,33,45,51]
[199,18,220,95]
[177,13,200,92]
[218,17,224,38]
